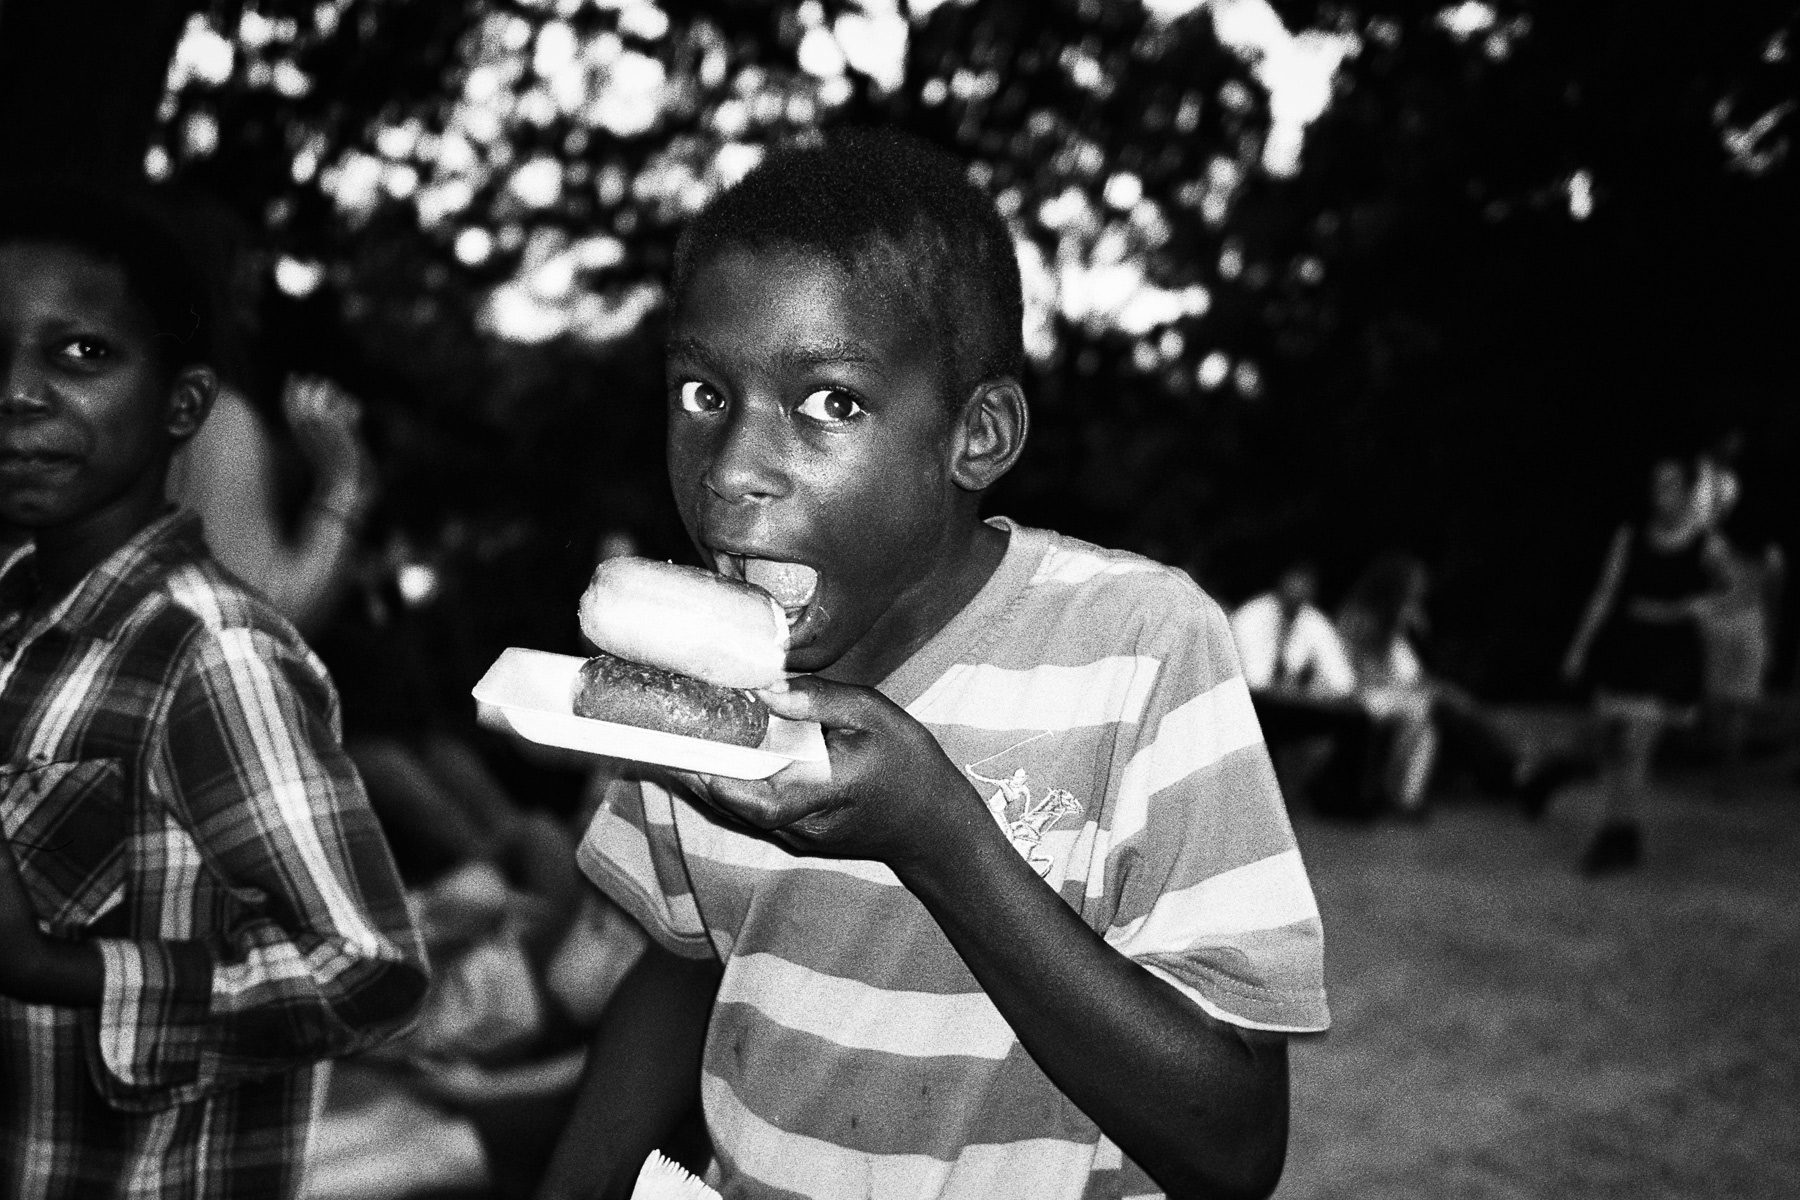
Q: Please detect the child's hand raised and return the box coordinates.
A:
[283,375,376,521]
[685,675,980,868]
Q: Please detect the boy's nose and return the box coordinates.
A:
[703,406,789,503]
[0,362,51,414]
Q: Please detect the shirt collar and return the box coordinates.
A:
[0,508,209,639]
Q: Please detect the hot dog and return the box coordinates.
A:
[571,557,788,746]
[571,650,770,748]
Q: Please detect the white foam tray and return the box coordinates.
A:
[472,647,826,780]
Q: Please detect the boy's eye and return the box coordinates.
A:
[796,388,864,424]
[57,338,110,363]
[677,380,723,413]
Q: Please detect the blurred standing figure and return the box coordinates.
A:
[161,190,377,640]
[1695,531,1785,788]
[1563,459,1712,875]
[167,373,375,639]
[1682,426,1743,539]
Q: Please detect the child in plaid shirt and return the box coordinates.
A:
[0,185,427,1198]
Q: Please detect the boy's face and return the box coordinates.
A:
[665,245,978,680]
[0,240,198,549]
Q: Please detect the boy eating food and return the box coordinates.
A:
[0,185,427,1199]
[538,129,1329,1200]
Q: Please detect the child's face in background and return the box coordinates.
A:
[666,245,974,681]
[0,241,182,544]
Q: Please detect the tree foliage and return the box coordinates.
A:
[15,0,1791,691]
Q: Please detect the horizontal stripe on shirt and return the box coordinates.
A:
[1108,849,1321,956]
[722,952,1014,1060]
[910,656,1160,732]
[705,1072,1102,1200]
[1108,674,1265,850]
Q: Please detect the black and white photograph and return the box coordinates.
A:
[2,1,1796,1197]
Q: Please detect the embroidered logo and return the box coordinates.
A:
[966,748,1084,878]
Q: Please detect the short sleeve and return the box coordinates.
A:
[1094,590,1330,1033]
[575,766,718,961]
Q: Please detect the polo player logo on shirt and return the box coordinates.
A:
[966,750,1084,878]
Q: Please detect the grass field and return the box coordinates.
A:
[1276,753,1800,1200]
[308,728,1800,1200]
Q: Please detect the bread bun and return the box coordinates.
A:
[579,557,787,690]
[572,651,769,748]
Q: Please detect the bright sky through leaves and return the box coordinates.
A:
[159,0,1360,370]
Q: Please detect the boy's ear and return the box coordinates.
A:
[950,377,1028,492]
[164,365,218,442]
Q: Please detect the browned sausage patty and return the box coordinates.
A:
[572,650,770,748]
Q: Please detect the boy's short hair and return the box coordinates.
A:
[0,181,213,382]
[671,127,1025,409]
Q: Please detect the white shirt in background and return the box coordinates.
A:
[1230,592,1358,698]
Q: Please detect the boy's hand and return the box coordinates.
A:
[0,836,48,991]
[0,834,104,1004]
[686,675,978,867]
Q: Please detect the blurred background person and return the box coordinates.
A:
[1233,560,1357,698]
[1562,458,1713,875]
[1336,552,1441,819]
[164,192,376,641]
[168,372,375,637]
[1338,551,1584,822]
[1231,561,1379,817]
[1695,523,1785,791]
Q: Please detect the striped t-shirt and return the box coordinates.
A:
[578,518,1329,1200]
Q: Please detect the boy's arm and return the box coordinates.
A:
[85,625,426,1110]
[905,805,1290,1200]
[534,941,722,1200]
[700,680,1302,1200]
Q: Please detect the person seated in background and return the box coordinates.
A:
[1230,562,1381,816]
[1232,561,1356,699]
[1336,553,1441,819]
[1340,552,1584,822]
[301,517,656,1200]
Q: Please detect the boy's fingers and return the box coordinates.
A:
[756,676,889,731]
[699,774,809,831]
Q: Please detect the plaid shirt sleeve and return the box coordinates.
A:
[87,623,428,1111]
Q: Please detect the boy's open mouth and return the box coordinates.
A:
[713,552,819,628]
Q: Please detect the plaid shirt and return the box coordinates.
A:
[0,511,428,1200]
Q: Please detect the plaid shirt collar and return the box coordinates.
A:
[0,508,207,646]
